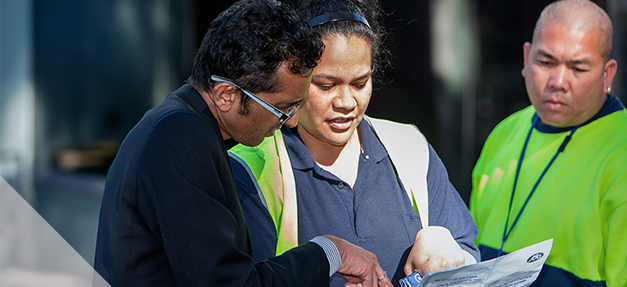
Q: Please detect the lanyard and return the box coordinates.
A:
[498,115,580,257]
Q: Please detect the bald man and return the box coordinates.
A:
[470,0,626,286]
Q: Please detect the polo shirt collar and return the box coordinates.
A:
[281,117,390,171]
[281,126,314,170]
[358,118,390,163]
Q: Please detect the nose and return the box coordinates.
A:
[333,85,357,112]
[547,65,569,92]
[283,111,299,128]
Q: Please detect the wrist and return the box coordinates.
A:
[310,236,341,276]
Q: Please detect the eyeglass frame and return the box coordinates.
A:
[210,75,302,125]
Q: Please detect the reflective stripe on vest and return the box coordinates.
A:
[364,116,430,227]
[229,116,430,255]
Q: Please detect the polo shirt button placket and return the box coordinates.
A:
[338,182,344,189]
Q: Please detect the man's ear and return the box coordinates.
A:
[212,83,239,112]
[603,59,618,92]
[522,42,532,77]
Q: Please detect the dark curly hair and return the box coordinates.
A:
[188,0,324,112]
[283,0,391,83]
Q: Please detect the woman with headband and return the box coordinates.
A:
[229,0,479,285]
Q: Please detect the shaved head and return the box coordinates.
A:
[532,0,613,61]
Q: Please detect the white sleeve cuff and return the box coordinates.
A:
[310,236,341,276]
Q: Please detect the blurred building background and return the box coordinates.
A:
[1,0,625,283]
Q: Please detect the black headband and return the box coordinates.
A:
[307,12,371,29]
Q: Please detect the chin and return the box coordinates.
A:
[538,115,569,127]
[236,136,264,147]
[327,135,351,146]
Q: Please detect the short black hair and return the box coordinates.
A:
[285,0,391,83]
[188,0,324,109]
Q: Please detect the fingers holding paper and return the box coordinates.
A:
[403,226,476,276]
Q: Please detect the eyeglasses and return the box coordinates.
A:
[211,75,302,125]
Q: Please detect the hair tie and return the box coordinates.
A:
[308,12,370,29]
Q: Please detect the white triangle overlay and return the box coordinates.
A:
[0,176,110,287]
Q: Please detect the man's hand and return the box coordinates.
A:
[404,226,475,276]
[322,235,393,287]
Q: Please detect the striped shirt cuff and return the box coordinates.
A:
[310,236,341,276]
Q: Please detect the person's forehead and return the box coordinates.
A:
[534,24,603,56]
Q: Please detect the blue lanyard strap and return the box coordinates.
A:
[498,115,579,257]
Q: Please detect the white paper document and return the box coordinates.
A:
[414,239,553,287]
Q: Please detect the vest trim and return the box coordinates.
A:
[364,116,430,227]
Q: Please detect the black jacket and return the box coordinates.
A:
[95,84,329,286]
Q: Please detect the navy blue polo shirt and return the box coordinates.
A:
[231,119,479,287]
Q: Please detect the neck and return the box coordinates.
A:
[197,87,231,140]
[301,128,361,186]
[298,126,360,166]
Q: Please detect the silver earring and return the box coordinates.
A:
[607,87,612,95]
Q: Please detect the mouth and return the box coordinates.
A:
[543,99,566,110]
[328,117,354,131]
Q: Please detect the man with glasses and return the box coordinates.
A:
[210,75,303,125]
[94,0,392,286]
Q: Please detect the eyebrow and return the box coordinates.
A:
[281,99,302,108]
[313,71,372,81]
[273,92,306,109]
[536,49,557,60]
[568,59,592,66]
[536,49,592,65]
